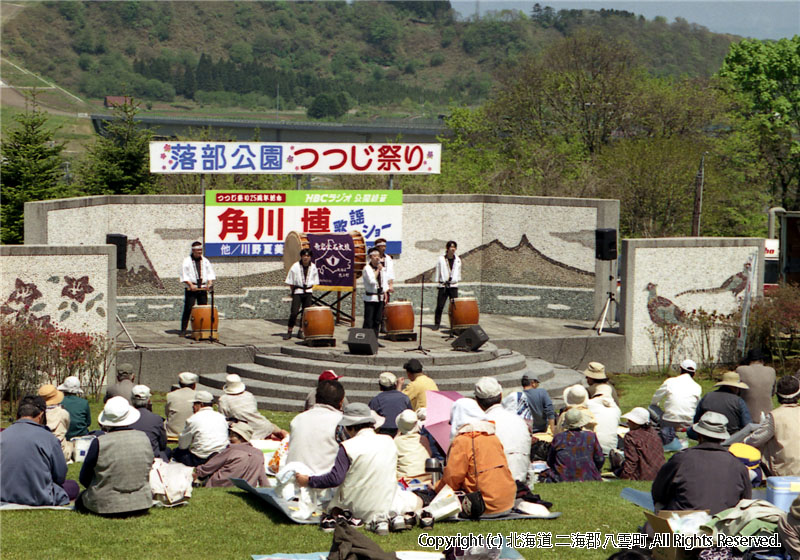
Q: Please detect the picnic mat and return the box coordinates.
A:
[0,502,74,511]
[231,478,320,524]
[254,546,524,559]
[620,487,770,513]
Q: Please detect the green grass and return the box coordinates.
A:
[0,58,51,88]
[0,373,721,559]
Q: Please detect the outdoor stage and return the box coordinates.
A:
[115,313,624,410]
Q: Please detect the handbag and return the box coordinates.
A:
[460,437,486,519]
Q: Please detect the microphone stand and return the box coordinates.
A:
[445,283,457,340]
[406,275,428,355]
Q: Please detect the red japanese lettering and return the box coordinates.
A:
[322,148,347,170]
[295,148,319,171]
[351,146,374,171]
[302,207,331,233]
[404,145,424,171]
[377,145,402,171]
[218,208,248,241]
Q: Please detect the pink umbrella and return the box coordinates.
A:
[423,390,464,452]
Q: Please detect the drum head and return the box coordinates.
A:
[283,231,306,273]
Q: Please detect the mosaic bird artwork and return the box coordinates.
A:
[645,282,686,325]
[675,262,750,298]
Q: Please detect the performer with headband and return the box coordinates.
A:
[433,240,461,331]
[363,247,388,340]
[374,238,394,333]
[284,248,319,340]
[179,241,215,337]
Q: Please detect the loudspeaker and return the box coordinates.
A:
[106,233,128,270]
[595,228,617,261]
[451,325,489,352]
[346,328,379,355]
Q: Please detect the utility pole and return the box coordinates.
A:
[691,152,708,236]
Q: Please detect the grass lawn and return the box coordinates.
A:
[0,371,724,559]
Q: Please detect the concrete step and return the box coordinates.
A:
[278,343,503,366]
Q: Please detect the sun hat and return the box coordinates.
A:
[98,396,141,427]
[562,408,589,430]
[318,370,341,381]
[514,501,552,517]
[378,371,397,388]
[193,390,214,405]
[474,377,503,399]
[178,371,199,385]
[131,385,151,403]
[715,371,749,390]
[338,403,385,428]
[230,422,254,442]
[403,358,423,374]
[57,376,83,395]
[692,411,730,440]
[38,384,64,406]
[622,407,651,426]
[680,359,697,373]
[583,362,607,380]
[563,384,589,407]
[396,409,419,434]
[223,374,246,395]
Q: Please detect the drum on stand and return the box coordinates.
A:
[448,297,479,331]
[282,230,367,278]
[191,304,219,340]
[385,301,415,335]
[302,306,335,340]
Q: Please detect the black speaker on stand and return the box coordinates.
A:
[346,328,379,355]
[595,228,617,261]
[106,233,128,270]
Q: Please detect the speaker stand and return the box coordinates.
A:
[405,276,429,355]
[116,314,141,349]
[593,291,616,335]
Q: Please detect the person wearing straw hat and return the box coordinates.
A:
[165,371,198,439]
[368,371,411,437]
[583,362,619,405]
[38,383,72,461]
[174,391,229,467]
[58,376,91,440]
[610,407,665,481]
[652,411,751,515]
[218,374,286,440]
[744,375,800,476]
[77,396,154,516]
[692,371,752,437]
[194,423,270,488]
[129,385,170,461]
[105,362,135,404]
[541,407,604,483]
[554,384,597,435]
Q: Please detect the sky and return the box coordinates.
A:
[451,1,800,40]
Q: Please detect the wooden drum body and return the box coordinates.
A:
[282,230,366,279]
[448,297,479,330]
[190,305,219,340]
[302,306,335,340]
[385,301,415,334]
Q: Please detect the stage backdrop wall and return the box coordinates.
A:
[0,244,117,336]
[619,237,765,372]
[25,194,619,323]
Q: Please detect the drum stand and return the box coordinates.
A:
[405,276,429,355]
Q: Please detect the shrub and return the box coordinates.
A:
[746,283,800,373]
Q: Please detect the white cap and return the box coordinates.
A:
[98,396,141,427]
[194,390,214,405]
[378,371,397,388]
[622,407,651,426]
[178,371,199,385]
[131,384,151,402]
[396,409,418,434]
[474,376,502,399]
[680,359,697,373]
[57,376,83,394]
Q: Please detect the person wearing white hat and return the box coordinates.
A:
[586,384,621,456]
[129,385,169,461]
[368,371,411,437]
[652,411,751,515]
[650,359,702,430]
[174,391,229,467]
[165,371,198,439]
[194,423,270,488]
[583,362,619,405]
[218,374,286,440]
[393,409,431,480]
[554,384,597,435]
[744,375,800,477]
[692,371,752,437]
[59,376,92,440]
[475,377,531,483]
[610,407,665,481]
[77,397,154,516]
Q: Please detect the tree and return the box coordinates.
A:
[0,99,66,244]
[306,93,346,119]
[77,99,157,195]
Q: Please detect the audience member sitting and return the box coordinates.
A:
[475,377,532,484]
[555,385,597,434]
[501,374,534,428]
[652,411,751,515]
[542,408,604,482]
[437,415,516,516]
[287,379,345,474]
[394,409,431,480]
[174,391,229,467]
[651,359,702,431]
[523,375,555,434]
[105,363,135,403]
[77,397,154,516]
[744,374,800,476]
[165,371,198,439]
[398,359,438,411]
[736,348,777,422]
[778,495,800,560]
[368,371,412,437]
[218,374,287,440]
[0,396,80,505]
[58,376,91,440]
[584,362,619,405]
[691,371,752,438]
[304,370,349,411]
[129,385,170,461]
[194,422,269,488]
[449,397,487,440]
[586,384,622,455]
[610,407,665,481]
[296,403,421,534]
[38,383,72,461]
[728,442,764,487]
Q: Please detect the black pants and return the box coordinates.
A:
[288,293,312,330]
[363,300,384,334]
[180,289,208,331]
[172,447,213,467]
[434,287,458,326]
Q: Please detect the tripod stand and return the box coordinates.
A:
[593,291,616,335]
[406,276,429,354]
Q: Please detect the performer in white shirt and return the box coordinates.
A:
[374,238,394,334]
[362,247,389,338]
[433,240,461,330]
[179,241,216,337]
[284,248,319,340]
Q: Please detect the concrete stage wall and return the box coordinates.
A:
[25,194,619,323]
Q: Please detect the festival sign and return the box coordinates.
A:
[203,190,402,258]
[150,142,440,175]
